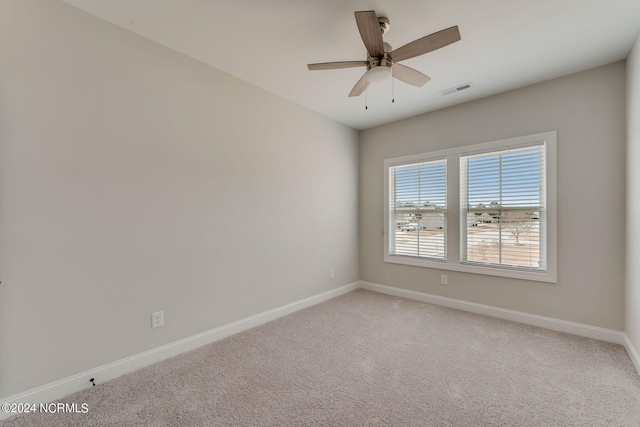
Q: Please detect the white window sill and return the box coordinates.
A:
[384,255,557,283]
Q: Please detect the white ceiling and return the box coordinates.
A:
[60,0,640,130]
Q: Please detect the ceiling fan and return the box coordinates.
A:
[307,11,461,97]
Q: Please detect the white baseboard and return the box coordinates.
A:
[359,281,627,346]
[624,333,640,375]
[0,282,359,420]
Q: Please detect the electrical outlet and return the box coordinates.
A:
[440,274,448,285]
[330,269,335,279]
[151,311,164,328]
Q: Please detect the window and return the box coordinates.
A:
[384,132,556,283]
[461,144,546,271]
[388,158,447,261]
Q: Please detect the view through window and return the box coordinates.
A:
[388,159,447,261]
[461,145,546,271]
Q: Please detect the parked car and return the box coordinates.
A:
[399,224,418,231]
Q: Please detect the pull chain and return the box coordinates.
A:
[392,76,395,103]
[365,85,368,110]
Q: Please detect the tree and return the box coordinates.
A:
[503,211,533,245]
[475,203,485,217]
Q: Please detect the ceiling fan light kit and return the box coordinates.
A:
[307,10,461,101]
[367,65,392,82]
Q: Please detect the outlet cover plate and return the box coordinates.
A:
[151,311,164,328]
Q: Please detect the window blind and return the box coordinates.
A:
[389,159,447,261]
[460,144,546,271]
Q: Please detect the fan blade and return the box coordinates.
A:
[392,63,431,87]
[307,61,368,71]
[348,72,371,97]
[355,11,384,57]
[390,26,461,63]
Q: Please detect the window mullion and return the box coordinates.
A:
[446,154,459,264]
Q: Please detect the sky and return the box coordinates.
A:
[392,145,544,210]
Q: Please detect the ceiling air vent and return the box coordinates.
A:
[440,82,473,96]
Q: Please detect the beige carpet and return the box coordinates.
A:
[2,289,640,426]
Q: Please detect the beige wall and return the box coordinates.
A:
[0,0,633,402]
[0,0,359,398]
[627,32,640,354]
[360,62,626,330]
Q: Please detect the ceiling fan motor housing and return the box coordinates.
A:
[367,38,393,81]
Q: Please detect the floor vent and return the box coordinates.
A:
[440,82,473,96]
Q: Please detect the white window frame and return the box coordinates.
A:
[384,131,557,283]
[387,156,448,263]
